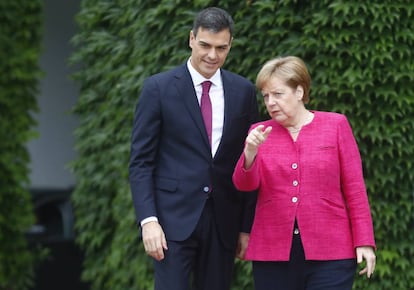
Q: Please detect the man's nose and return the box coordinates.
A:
[207,48,217,59]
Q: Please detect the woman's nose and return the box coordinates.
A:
[267,95,278,105]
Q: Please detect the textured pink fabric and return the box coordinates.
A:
[201,81,212,145]
[232,111,376,261]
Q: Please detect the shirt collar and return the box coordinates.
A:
[187,58,221,87]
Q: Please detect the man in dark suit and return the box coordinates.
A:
[129,7,259,290]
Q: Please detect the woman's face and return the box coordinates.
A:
[261,76,303,126]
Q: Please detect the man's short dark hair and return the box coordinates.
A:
[192,7,234,38]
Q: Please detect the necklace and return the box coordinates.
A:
[288,127,301,134]
[287,111,313,134]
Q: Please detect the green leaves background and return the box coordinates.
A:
[0,1,43,289]
[70,1,414,289]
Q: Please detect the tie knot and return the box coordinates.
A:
[202,81,212,94]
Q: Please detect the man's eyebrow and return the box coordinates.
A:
[198,40,229,48]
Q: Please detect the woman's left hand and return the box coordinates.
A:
[356,246,376,278]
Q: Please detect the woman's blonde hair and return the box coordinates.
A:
[256,56,311,103]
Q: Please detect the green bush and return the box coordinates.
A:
[71,1,414,289]
[0,1,43,289]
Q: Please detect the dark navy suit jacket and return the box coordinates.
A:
[129,63,259,250]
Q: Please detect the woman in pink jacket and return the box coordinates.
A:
[232,56,376,290]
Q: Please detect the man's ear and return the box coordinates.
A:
[189,30,194,48]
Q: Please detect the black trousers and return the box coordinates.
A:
[252,227,357,290]
[153,199,235,290]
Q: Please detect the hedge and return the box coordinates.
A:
[71,1,414,289]
[0,1,43,289]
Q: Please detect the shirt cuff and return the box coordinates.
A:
[140,216,158,227]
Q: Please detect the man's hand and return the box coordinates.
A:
[142,221,168,261]
[236,232,250,260]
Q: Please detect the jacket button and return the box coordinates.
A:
[292,163,298,169]
[293,180,299,186]
[292,197,298,203]
[203,186,210,193]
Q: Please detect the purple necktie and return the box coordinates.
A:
[201,81,212,145]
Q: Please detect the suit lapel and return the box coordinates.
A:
[174,65,211,149]
[214,70,236,158]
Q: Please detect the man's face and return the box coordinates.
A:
[189,28,232,79]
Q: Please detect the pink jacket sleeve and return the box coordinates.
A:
[232,153,261,192]
[338,116,376,249]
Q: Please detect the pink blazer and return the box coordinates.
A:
[233,111,376,261]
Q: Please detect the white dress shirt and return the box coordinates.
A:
[187,58,224,157]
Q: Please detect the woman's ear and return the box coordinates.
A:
[296,85,304,100]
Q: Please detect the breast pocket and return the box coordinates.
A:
[317,145,339,170]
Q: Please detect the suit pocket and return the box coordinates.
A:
[155,176,178,192]
[320,196,345,210]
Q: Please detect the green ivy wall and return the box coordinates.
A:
[0,1,43,289]
[71,1,414,289]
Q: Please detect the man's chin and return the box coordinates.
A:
[204,63,219,71]
[201,68,217,78]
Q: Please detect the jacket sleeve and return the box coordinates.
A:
[338,115,376,249]
[128,76,161,224]
[233,153,261,192]
[238,87,260,233]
